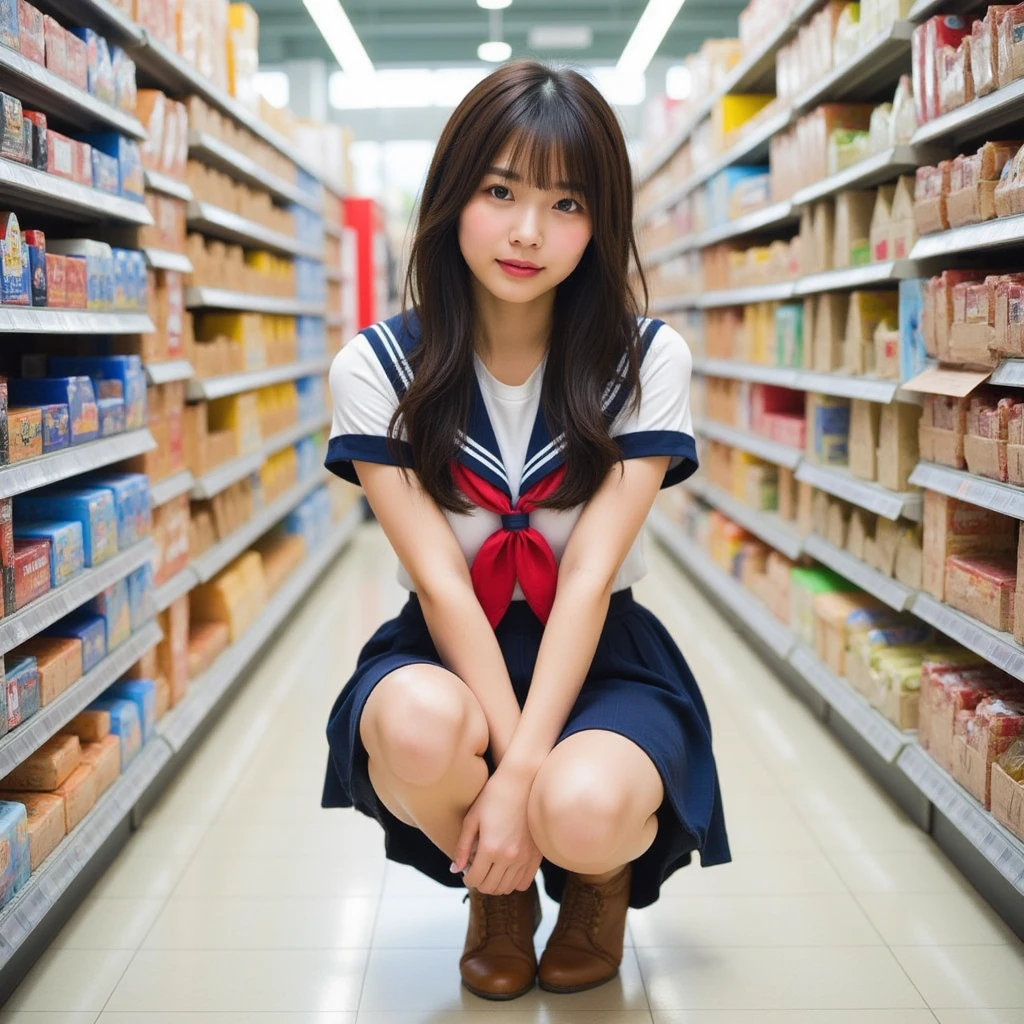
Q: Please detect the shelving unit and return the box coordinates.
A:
[909,463,1024,521]
[187,202,323,260]
[0,541,157,656]
[143,249,194,274]
[144,360,194,386]
[149,470,195,508]
[791,146,933,206]
[796,462,922,520]
[802,533,916,611]
[184,288,326,317]
[0,310,154,335]
[186,358,332,401]
[0,431,155,500]
[143,170,194,203]
[688,477,804,559]
[696,418,803,469]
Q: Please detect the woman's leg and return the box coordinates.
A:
[527,729,664,877]
[359,663,490,860]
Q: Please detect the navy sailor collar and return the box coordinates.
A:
[362,311,663,501]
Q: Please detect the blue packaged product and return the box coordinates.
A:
[112,247,129,308]
[89,578,130,652]
[79,134,143,199]
[91,149,119,196]
[40,404,69,452]
[43,611,106,672]
[8,376,97,445]
[126,562,153,631]
[104,678,155,744]
[86,472,150,545]
[0,802,30,908]
[11,521,84,587]
[0,211,31,306]
[97,396,125,437]
[47,356,145,432]
[0,0,19,50]
[24,229,45,307]
[15,488,117,566]
[86,696,140,767]
[6,657,38,723]
[295,436,317,479]
[129,250,146,310]
[899,278,928,383]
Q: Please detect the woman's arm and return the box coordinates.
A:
[497,454,671,781]
[354,460,522,762]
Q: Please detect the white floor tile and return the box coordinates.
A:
[3,524,1020,1018]
[104,949,369,1012]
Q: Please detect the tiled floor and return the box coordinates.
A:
[3,521,1024,1023]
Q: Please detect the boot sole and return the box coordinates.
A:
[461,978,536,1001]
[538,968,619,995]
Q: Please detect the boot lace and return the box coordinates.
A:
[556,879,603,936]
[463,891,520,938]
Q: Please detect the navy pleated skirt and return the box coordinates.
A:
[322,587,731,909]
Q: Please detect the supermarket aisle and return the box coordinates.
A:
[3,522,1024,1021]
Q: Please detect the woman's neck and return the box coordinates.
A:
[472,278,553,387]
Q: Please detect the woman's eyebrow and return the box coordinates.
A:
[484,166,584,192]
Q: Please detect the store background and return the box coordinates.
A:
[0,0,1019,1018]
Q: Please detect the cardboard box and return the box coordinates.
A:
[0,791,64,870]
[991,762,1024,842]
[1,734,80,791]
[54,763,96,832]
[849,399,881,481]
[813,292,849,372]
[914,161,951,234]
[946,554,1017,631]
[833,190,876,269]
[870,184,896,262]
[890,176,918,259]
[877,402,922,491]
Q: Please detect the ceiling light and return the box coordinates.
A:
[528,25,592,49]
[665,64,693,100]
[617,0,686,78]
[477,0,513,8]
[478,40,512,61]
[303,0,375,78]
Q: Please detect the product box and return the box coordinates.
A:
[22,228,45,307]
[17,635,81,705]
[12,538,49,610]
[40,404,69,453]
[0,792,64,871]
[0,498,12,616]
[807,393,850,464]
[46,128,73,181]
[15,487,117,567]
[833,190,877,268]
[97,396,125,437]
[8,376,98,446]
[12,520,83,587]
[85,472,150,548]
[44,252,66,308]
[126,562,153,631]
[17,2,43,65]
[849,400,881,481]
[42,16,66,79]
[0,733,80,791]
[24,110,45,172]
[992,761,1024,842]
[870,184,896,262]
[61,708,108,743]
[6,655,38,725]
[88,578,131,652]
[54,763,95,832]
[0,802,30,906]
[0,210,30,306]
[80,133,143,200]
[0,94,23,163]
[878,402,923,491]
[104,678,155,744]
[42,611,106,672]
[158,594,188,705]
[946,554,1017,631]
[70,28,115,105]
[86,696,140,767]
[64,30,87,92]
[923,490,1018,600]
[48,356,145,432]
[80,734,119,794]
[7,407,42,463]
[63,255,86,309]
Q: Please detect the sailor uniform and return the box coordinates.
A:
[321,311,731,909]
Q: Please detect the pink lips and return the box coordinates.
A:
[497,259,542,278]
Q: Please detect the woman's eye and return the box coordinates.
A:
[555,198,581,213]
[488,185,511,200]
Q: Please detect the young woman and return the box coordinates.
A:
[322,60,730,1001]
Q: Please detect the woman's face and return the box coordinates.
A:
[458,143,593,305]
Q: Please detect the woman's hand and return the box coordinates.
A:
[451,765,543,895]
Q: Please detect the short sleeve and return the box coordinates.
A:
[324,334,411,486]
[611,323,698,488]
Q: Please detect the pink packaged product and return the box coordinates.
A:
[43,17,66,81]
[17,1,44,65]
[916,16,972,124]
[72,140,92,187]
[64,30,87,92]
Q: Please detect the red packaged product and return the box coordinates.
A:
[924,16,972,123]
[13,538,51,610]
[45,253,66,307]
[64,31,88,92]
[43,17,67,81]
[18,2,45,65]
[63,255,86,309]
[72,140,92,187]
[46,129,74,181]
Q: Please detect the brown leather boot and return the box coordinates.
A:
[460,881,542,1000]
[538,864,632,994]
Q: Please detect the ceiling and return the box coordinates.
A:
[250,0,746,67]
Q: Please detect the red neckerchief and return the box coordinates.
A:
[453,462,566,629]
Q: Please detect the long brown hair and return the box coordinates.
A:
[392,59,649,512]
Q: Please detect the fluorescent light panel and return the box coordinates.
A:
[477,0,513,8]
[617,0,686,77]
[478,40,512,61]
[303,0,375,77]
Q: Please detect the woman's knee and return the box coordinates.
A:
[361,665,488,786]
[528,755,632,868]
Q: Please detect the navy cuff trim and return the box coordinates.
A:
[615,430,699,488]
[325,434,412,485]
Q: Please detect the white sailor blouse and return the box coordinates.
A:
[326,312,698,628]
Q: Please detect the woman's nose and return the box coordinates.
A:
[510,208,542,247]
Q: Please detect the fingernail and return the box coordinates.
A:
[449,861,459,873]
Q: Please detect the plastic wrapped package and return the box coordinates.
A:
[938,36,974,113]
[998,4,1024,86]
[998,737,1024,781]
[832,3,861,67]
[971,7,1014,96]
